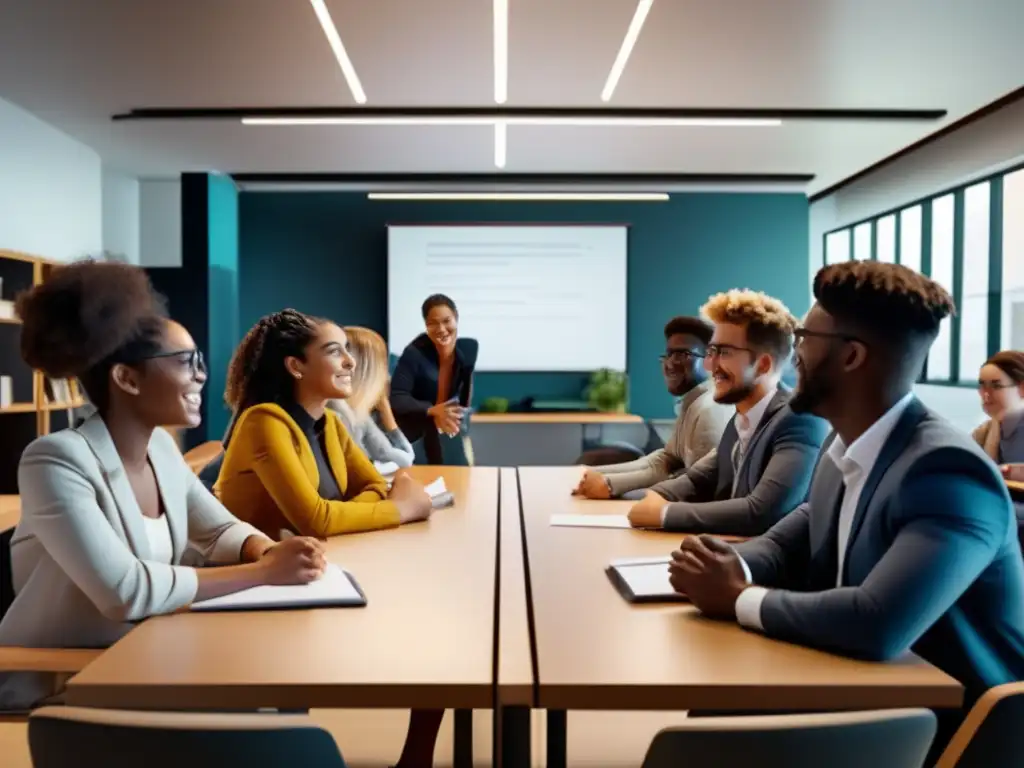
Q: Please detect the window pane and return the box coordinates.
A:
[853,222,872,260]
[1003,168,1024,350]
[928,194,955,381]
[825,229,850,265]
[877,215,896,264]
[900,205,922,273]
[959,182,990,382]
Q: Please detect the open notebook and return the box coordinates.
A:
[191,563,367,612]
[606,556,688,604]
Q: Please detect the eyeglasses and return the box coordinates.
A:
[978,381,1016,393]
[660,349,704,364]
[793,328,864,346]
[143,348,207,378]
[704,344,754,361]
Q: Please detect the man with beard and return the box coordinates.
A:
[627,289,827,536]
[574,316,731,499]
[668,262,1024,764]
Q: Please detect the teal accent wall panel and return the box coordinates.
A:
[206,174,239,439]
[238,192,808,419]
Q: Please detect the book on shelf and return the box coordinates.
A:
[0,376,11,408]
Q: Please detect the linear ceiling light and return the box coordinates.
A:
[242,116,780,127]
[494,122,507,168]
[309,0,366,104]
[494,0,508,104]
[366,192,670,202]
[602,0,654,102]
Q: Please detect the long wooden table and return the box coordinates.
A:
[67,467,499,718]
[515,466,964,768]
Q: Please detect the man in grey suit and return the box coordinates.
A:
[628,289,828,536]
[669,262,1024,762]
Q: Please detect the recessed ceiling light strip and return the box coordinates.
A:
[602,0,654,102]
[366,192,670,202]
[494,0,508,104]
[309,0,367,104]
[242,116,780,127]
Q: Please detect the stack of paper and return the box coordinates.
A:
[550,514,631,529]
[191,563,366,612]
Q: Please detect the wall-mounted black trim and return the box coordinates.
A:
[111,105,947,122]
[231,172,815,185]
[809,85,1024,203]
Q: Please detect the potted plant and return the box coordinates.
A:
[584,369,628,413]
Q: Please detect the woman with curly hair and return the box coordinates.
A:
[328,326,415,471]
[0,260,326,712]
[214,310,441,767]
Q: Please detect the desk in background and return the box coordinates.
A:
[511,466,964,768]
[0,496,18,620]
[470,411,646,466]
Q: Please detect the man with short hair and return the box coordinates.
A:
[574,316,730,499]
[628,289,827,535]
[670,262,1024,762]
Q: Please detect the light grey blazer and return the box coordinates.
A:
[0,414,263,711]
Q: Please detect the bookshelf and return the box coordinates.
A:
[0,250,87,494]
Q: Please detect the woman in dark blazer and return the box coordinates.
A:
[390,294,479,465]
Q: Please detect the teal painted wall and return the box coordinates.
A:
[206,174,239,439]
[238,192,809,419]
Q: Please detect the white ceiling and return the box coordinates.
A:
[0,0,1022,194]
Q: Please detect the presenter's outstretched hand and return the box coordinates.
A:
[428,402,463,436]
[258,536,326,585]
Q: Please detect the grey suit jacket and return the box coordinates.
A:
[651,387,828,535]
[0,414,263,710]
[736,398,1024,706]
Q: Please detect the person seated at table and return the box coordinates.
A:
[391,294,479,465]
[974,349,1024,475]
[574,315,731,499]
[627,289,828,535]
[0,261,325,712]
[669,262,1024,764]
[215,309,433,539]
[327,326,415,472]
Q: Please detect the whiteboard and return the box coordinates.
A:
[386,225,628,372]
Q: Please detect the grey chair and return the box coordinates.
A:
[935,682,1024,767]
[642,709,936,768]
[28,706,347,767]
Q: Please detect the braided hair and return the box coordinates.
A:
[222,309,323,444]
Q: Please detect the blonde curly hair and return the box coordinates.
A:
[700,289,798,362]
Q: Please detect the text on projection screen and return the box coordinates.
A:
[387,225,627,372]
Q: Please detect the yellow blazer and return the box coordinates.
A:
[215,403,400,538]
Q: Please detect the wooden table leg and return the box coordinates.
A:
[496,705,531,768]
[546,709,567,768]
[453,708,473,768]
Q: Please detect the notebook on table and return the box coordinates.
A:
[606,556,688,604]
[191,563,367,612]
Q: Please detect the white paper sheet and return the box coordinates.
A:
[550,514,631,529]
[376,461,400,478]
[424,477,447,498]
[613,562,677,599]
[190,563,362,612]
[609,555,672,568]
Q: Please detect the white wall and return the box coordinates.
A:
[0,96,102,261]
[101,169,140,264]
[808,97,1024,435]
[139,179,182,267]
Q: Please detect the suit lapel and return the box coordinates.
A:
[840,398,928,582]
[814,456,846,590]
[76,414,150,559]
[734,388,789,494]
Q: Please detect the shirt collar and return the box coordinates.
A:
[827,392,915,476]
[736,384,778,438]
[282,400,325,437]
[679,380,711,413]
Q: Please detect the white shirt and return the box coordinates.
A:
[143,514,174,565]
[734,393,916,631]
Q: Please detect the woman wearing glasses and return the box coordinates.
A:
[0,261,325,712]
[974,350,1024,481]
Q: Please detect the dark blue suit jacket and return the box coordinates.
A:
[736,397,1024,707]
[389,335,478,462]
